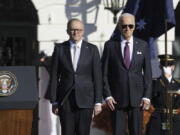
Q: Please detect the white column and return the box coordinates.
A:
[38,67,61,135]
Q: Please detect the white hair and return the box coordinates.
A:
[119,13,135,25]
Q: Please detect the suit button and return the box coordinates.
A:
[75,74,77,77]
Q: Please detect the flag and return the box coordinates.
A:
[111,0,176,59]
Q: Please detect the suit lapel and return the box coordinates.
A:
[114,38,126,68]
[64,41,74,71]
[115,41,123,61]
[129,39,138,69]
[76,41,87,72]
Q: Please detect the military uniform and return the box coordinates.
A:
[146,76,180,135]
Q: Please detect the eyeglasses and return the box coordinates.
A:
[69,29,83,33]
[121,24,134,29]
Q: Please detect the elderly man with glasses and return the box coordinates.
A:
[49,18,103,135]
[101,13,152,135]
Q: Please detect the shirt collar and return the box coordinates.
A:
[69,40,83,48]
[162,75,172,83]
[121,36,133,45]
[167,76,172,83]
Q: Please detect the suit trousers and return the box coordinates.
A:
[112,107,143,135]
[59,90,93,135]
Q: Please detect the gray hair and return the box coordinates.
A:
[119,13,135,25]
[67,18,84,30]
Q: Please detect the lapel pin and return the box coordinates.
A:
[137,51,142,55]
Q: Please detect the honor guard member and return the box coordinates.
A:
[146,55,180,135]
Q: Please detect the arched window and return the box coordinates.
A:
[0,0,38,66]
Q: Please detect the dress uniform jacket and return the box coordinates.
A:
[146,76,180,135]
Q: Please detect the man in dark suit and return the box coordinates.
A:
[49,18,103,135]
[146,55,180,135]
[102,13,152,135]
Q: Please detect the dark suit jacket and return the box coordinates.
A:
[102,37,152,107]
[49,40,102,108]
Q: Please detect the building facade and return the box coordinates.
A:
[0,0,179,135]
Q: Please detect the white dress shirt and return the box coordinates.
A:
[166,76,172,83]
[121,36,133,61]
[69,40,82,71]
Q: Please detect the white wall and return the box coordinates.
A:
[32,0,118,56]
[32,0,179,56]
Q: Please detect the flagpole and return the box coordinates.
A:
[165,19,173,135]
[165,19,168,66]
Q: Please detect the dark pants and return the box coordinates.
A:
[59,90,93,135]
[112,107,143,135]
[146,113,180,135]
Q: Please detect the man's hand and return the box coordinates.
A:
[106,97,117,111]
[94,104,102,116]
[140,98,151,110]
[52,106,59,115]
